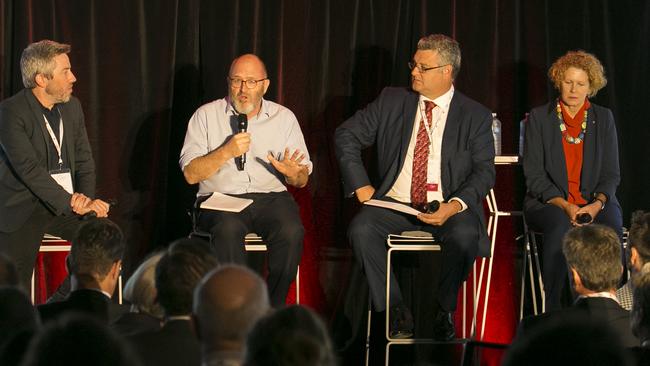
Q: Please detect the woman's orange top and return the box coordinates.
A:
[560,99,590,205]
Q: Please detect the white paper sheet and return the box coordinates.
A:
[199,192,253,212]
[363,199,422,216]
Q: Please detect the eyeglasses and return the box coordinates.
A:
[408,62,449,73]
[227,77,268,89]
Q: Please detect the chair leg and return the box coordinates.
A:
[365,299,372,366]
[529,232,545,313]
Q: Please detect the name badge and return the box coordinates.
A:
[50,169,73,194]
[426,183,439,192]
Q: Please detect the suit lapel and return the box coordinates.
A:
[397,92,419,173]
[580,106,598,192]
[440,91,462,194]
[59,104,76,173]
[547,103,569,194]
[24,90,53,167]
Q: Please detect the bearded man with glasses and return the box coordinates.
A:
[336,34,495,340]
[180,54,311,307]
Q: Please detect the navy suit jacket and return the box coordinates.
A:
[523,101,620,212]
[517,296,638,348]
[128,319,200,366]
[0,89,95,232]
[37,289,126,325]
[335,87,495,256]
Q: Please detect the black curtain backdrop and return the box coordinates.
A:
[2,0,650,349]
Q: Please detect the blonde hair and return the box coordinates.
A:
[548,50,607,98]
[123,251,164,318]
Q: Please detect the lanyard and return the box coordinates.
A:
[43,115,64,167]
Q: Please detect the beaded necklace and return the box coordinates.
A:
[556,100,588,144]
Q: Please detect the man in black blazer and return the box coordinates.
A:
[38,219,126,324]
[335,34,495,340]
[516,224,638,348]
[0,40,110,289]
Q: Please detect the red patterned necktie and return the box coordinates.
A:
[410,100,435,211]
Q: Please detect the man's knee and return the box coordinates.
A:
[206,215,247,239]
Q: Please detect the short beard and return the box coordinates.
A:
[233,100,255,115]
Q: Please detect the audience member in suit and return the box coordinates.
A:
[629,270,650,365]
[244,305,336,366]
[20,313,139,366]
[523,50,622,310]
[112,251,164,336]
[618,210,650,310]
[37,218,126,324]
[517,224,638,348]
[0,253,19,287]
[0,287,39,366]
[335,34,495,340]
[504,314,632,366]
[128,238,219,366]
[193,264,270,366]
[0,40,110,291]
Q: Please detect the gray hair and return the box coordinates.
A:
[123,251,165,319]
[417,34,461,79]
[20,40,71,88]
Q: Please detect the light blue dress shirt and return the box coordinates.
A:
[179,97,312,196]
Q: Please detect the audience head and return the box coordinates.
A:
[193,264,269,354]
[244,305,336,366]
[20,313,138,366]
[0,287,38,350]
[156,238,218,317]
[123,251,164,319]
[69,218,125,294]
[548,50,607,98]
[0,253,19,287]
[20,39,71,89]
[632,270,650,342]
[503,314,631,365]
[628,210,650,273]
[562,224,622,294]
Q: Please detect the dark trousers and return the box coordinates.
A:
[525,201,623,310]
[197,191,303,307]
[0,204,85,290]
[348,204,480,313]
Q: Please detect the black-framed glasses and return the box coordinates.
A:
[408,61,449,73]
[227,77,268,89]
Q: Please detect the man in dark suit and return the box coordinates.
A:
[0,40,109,290]
[335,34,495,340]
[37,218,125,324]
[128,238,219,366]
[517,224,638,348]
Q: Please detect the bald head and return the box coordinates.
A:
[193,265,269,350]
[229,54,267,78]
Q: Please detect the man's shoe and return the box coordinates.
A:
[432,310,455,341]
[389,305,414,339]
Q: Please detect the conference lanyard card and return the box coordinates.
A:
[50,169,73,194]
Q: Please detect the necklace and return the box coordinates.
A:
[556,100,587,144]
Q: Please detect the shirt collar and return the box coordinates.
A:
[419,85,454,113]
[577,291,620,305]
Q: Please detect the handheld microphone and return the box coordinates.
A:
[237,114,248,171]
[81,199,118,220]
[576,213,592,225]
[425,200,440,214]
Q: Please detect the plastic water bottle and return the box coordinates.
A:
[519,113,529,157]
[491,113,502,156]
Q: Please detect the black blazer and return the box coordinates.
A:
[128,319,201,366]
[0,89,95,232]
[517,297,638,348]
[523,101,620,212]
[335,87,495,256]
[37,289,126,325]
